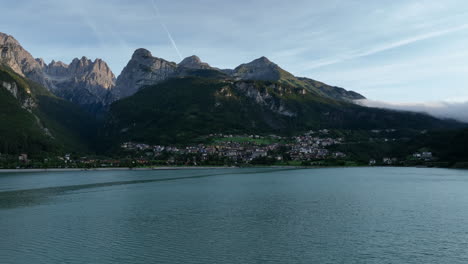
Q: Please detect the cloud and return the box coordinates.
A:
[304,23,468,70]
[356,99,468,123]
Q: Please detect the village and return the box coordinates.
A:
[118,130,348,165]
[0,129,436,169]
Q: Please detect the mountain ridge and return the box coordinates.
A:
[0,32,365,110]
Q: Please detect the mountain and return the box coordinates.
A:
[231,56,364,100]
[0,32,47,86]
[0,65,98,154]
[1,31,462,154]
[0,32,116,112]
[1,31,364,109]
[104,76,459,146]
[112,49,221,100]
[43,57,116,113]
[112,48,178,100]
[111,48,364,102]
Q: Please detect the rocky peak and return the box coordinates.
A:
[0,32,118,112]
[91,59,113,76]
[233,56,284,81]
[0,32,45,84]
[42,56,116,111]
[132,48,153,59]
[112,48,177,100]
[44,60,69,77]
[252,56,274,65]
[244,56,278,68]
[48,60,68,68]
[68,56,92,73]
[178,55,211,69]
[0,32,21,49]
[35,58,46,68]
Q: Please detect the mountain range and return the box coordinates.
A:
[1,32,364,110]
[0,32,464,154]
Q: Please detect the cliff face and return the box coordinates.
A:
[0,33,46,86]
[112,48,177,100]
[0,33,116,111]
[43,57,116,110]
[112,50,221,100]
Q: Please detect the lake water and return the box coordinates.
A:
[1,167,468,263]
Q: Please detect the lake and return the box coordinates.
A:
[1,167,468,263]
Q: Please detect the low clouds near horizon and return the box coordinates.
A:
[357,99,468,123]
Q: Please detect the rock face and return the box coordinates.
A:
[112,49,177,100]
[112,50,216,100]
[43,57,116,111]
[0,32,116,111]
[0,33,46,86]
[234,82,296,117]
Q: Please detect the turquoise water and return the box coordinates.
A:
[1,167,468,263]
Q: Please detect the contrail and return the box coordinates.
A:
[304,23,468,70]
[150,0,183,60]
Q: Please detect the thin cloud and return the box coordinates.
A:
[357,99,468,123]
[305,23,468,70]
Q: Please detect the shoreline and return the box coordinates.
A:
[1,165,461,173]
[0,166,311,173]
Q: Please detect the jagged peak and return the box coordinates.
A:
[70,56,90,63]
[91,58,114,75]
[92,58,109,67]
[35,58,46,67]
[69,56,93,69]
[0,32,20,45]
[48,60,68,67]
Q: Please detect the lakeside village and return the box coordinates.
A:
[0,129,437,169]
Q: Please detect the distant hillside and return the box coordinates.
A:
[0,65,98,155]
[104,76,460,146]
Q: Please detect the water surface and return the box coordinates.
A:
[1,167,468,263]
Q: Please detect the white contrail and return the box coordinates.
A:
[150,0,183,60]
[305,23,468,70]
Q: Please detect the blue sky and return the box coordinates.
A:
[1,0,468,103]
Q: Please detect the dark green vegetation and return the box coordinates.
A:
[1,64,467,168]
[326,128,468,168]
[410,129,468,166]
[105,74,461,146]
[0,65,98,155]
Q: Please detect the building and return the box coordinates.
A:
[18,154,28,162]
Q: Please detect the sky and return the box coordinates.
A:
[1,0,468,105]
